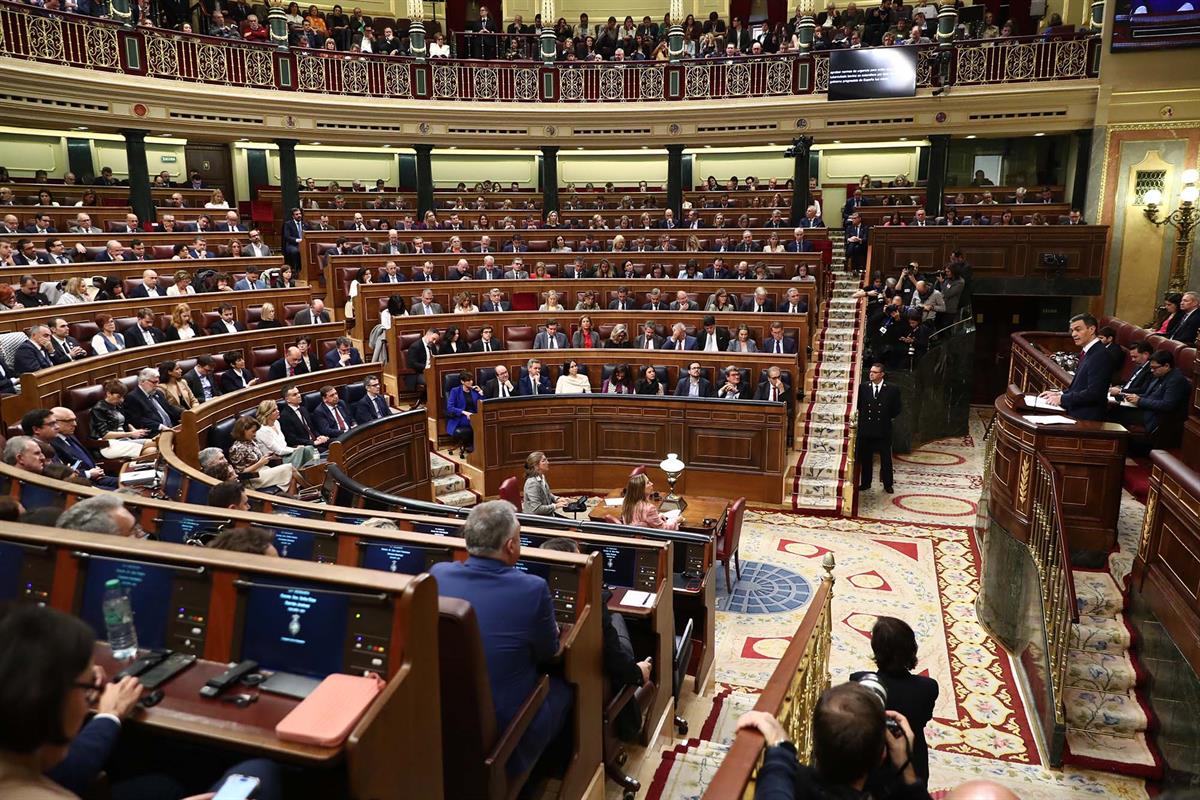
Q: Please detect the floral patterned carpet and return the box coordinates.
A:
[622,411,1151,800]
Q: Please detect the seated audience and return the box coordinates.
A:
[158,360,200,412]
[255,399,319,468]
[228,415,300,493]
[210,525,280,556]
[556,359,592,394]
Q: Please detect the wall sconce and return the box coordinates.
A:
[1144,168,1199,295]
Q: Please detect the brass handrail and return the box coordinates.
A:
[1028,453,1078,726]
[702,554,835,799]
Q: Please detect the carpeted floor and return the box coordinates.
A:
[617,410,1152,800]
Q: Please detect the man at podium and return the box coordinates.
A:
[1038,313,1110,421]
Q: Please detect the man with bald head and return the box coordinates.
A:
[268,346,309,381]
[945,781,1019,799]
[0,213,19,234]
[51,406,118,488]
[129,269,166,298]
[293,298,329,326]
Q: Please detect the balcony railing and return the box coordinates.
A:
[0,2,1099,102]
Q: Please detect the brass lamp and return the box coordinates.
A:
[1144,168,1199,296]
[658,453,687,512]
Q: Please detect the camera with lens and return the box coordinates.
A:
[852,672,904,737]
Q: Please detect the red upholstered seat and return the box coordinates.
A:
[716,497,746,591]
[498,476,520,508]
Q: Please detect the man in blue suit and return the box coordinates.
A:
[281,207,306,269]
[517,358,552,396]
[324,336,364,368]
[352,376,394,425]
[784,227,814,253]
[50,407,119,488]
[311,385,356,439]
[1039,314,1110,421]
[1123,351,1190,439]
[429,501,573,777]
[762,321,798,355]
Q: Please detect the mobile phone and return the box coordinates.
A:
[212,774,260,800]
[137,652,196,690]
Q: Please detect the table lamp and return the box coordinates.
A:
[658,453,687,512]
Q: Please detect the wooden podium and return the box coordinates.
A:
[990,387,1128,556]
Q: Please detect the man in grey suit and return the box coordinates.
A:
[669,289,699,311]
[504,258,530,280]
[413,288,444,316]
[635,322,664,349]
[293,298,331,325]
[533,320,569,350]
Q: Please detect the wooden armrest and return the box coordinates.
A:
[485,675,550,773]
[605,683,639,717]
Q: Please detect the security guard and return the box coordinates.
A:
[857,362,903,493]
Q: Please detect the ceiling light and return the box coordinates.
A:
[899,137,908,141]
[833,140,841,144]
[310,141,321,145]
[73,126,88,131]
[966,134,976,139]
[1034,132,1045,137]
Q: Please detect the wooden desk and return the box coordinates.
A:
[989,391,1127,556]
[589,490,729,538]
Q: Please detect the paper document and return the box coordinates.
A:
[1023,395,1062,410]
[662,509,682,524]
[1022,414,1076,425]
[119,469,158,484]
[621,590,655,608]
[604,497,623,507]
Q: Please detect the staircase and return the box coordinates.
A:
[792,233,862,514]
[1063,568,1162,778]
[430,451,478,507]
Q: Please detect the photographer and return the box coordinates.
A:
[893,311,932,369]
[737,682,931,800]
[935,265,965,329]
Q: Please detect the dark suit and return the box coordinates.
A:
[739,298,775,313]
[1059,342,1112,422]
[843,222,868,270]
[52,435,117,488]
[219,367,255,393]
[325,347,364,368]
[754,380,793,411]
[1116,361,1153,395]
[12,340,54,375]
[1133,368,1190,434]
[279,402,320,447]
[266,358,309,382]
[674,377,713,398]
[121,323,166,348]
[635,334,664,349]
[857,380,902,490]
[483,377,517,399]
[470,336,505,353]
[429,556,571,776]
[122,387,182,434]
[517,374,551,396]
[282,218,306,266]
[352,393,392,425]
[128,284,168,299]
[311,400,356,439]
[1166,308,1200,345]
[692,328,730,351]
[184,368,222,403]
[207,319,246,336]
[46,716,123,796]
[293,309,331,326]
[406,338,435,391]
[849,669,938,784]
[480,300,510,313]
[784,239,815,253]
[761,336,798,355]
[49,335,83,365]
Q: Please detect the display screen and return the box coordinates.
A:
[0,542,24,602]
[79,559,175,649]
[828,47,918,101]
[275,505,324,520]
[238,582,349,678]
[513,558,551,580]
[270,529,316,561]
[585,544,637,588]
[156,512,214,545]
[411,521,461,538]
[335,514,370,526]
[185,478,211,506]
[19,484,62,512]
[163,467,184,501]
[360,541,432,575]
[1113,0,1200,50]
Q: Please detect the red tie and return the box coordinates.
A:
[332,405,348,432]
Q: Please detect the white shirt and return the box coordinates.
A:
[174,325,196,340]
[219,320,238,333]
[166,284,196,296]
[256,422,295,456]
[704,334,718,352]
[56,293,85,305]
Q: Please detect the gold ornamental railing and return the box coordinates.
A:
[702,554,835,799]
[1028,453,1078,726]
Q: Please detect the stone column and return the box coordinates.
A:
[414,144,434,218]
[789,136,813,227]
[666,144,685,220]
[541,146,559,215]
[925,134,950,219]
[276,138,300,217]
[121,129,153,225]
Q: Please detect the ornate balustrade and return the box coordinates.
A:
[0,2,1099,102]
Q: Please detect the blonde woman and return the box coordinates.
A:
[204,188,229,209]
[539,290,564,312]
[453,291,479,314]
[165,303,199,341]
[55,276,89,305]
[255,399,319,468]
[166,269,195,296]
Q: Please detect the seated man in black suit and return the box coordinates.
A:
[184,354,222,403]
[49,407,118,488]
[674,362,713,397]
[483,364,516,399]
[121,367,182,434]
[1121,350,1190,447]
[470,325,505,353]
[48,318,87,365]
[762,321,798,355]
[1166,291,1200,345]
[325,336,364,368]
[740,286,775,313]
[1038,313,1110,421]
[754,366,795,428]
[692,315,730,352]
[352,375,395,424]
[12,324,56,376]
[279,384,329,449]
[122,308,167,348]
[1109,341,1155,400]
[311,385,356,440]
[267,347,308,381]
[128,268,168,298]
[714,365,750,400]
[207,303,247,336]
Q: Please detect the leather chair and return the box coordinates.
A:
[438,598,547,800]
[672,617,694,735]
[504,326,535,351]
[498,476,521,508]
[716,497,746,591]
[603,676,656,800]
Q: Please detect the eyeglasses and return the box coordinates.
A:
[73,673,106,702]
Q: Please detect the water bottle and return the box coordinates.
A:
[102,579,138,660]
